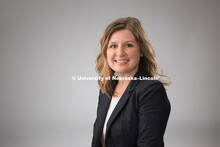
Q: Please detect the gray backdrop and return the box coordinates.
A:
[0,0,219,147]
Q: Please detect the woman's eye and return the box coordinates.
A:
[110,45,117,48]
[126,44,133,47]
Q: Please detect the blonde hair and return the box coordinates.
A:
[96,17,171,95]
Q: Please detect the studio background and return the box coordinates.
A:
[0,0,219,147]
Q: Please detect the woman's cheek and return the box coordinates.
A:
[107,51,114,63]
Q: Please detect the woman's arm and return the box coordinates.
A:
[137,82,171,147]
[91,90,102,146]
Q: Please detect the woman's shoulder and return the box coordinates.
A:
[132,78,169,106]
[132,70,166,97]
[135,77,164,92]
[134,69,163,89]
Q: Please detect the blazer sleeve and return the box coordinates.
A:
[137,82,171,147]
[91,90,102,146]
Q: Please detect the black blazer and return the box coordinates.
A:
[92,66,171,147]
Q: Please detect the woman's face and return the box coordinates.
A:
[107,29,142,77]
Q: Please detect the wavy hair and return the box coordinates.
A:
[96,17,171,95]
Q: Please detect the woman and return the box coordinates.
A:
[92,17,171,147]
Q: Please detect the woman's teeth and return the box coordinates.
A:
[115,60,129,63]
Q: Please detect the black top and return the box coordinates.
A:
[91,66,171,147]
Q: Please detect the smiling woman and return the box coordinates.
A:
[92,17,171,147]
[107,29,142,78]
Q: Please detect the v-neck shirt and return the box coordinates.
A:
[101,96,121,147]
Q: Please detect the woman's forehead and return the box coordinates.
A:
[108,30,136,43]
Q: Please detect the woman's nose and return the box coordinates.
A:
[116,45,125,57]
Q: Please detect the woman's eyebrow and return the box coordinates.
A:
[124,40,135,43]
[109,40,135,44]
[108,41,117,44]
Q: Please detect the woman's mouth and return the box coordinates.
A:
[114,59,129,64]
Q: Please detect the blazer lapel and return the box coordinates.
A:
[96,80,118,143]
[105,69,145,136]
[96,93,111,141]
[105,83,131,136]
[99,65,150,141]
